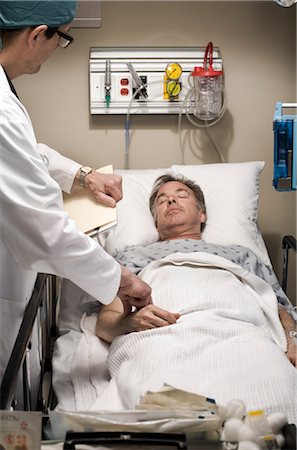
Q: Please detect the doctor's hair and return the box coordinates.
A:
[149,173,207,229]
[1,26,58,45]
[0,28,24,44]
[44,27,59,39]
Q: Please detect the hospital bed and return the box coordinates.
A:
[1,162,296,447]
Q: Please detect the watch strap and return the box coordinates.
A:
[79,166,93,188]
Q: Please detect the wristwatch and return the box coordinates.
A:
[289,330,297,339]
[79,166,93,188]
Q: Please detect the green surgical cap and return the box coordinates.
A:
[0,0,77,29]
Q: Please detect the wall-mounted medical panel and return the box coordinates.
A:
[89,47,223,114]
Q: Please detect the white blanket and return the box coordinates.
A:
[70,252,297,423]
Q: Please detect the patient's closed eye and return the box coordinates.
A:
[157,196,167,205]
[157,192,189,205]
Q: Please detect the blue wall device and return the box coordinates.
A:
[273,102,297,191]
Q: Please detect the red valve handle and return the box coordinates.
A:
[203,41,213,70]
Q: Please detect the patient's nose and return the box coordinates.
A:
[168,198,177,205]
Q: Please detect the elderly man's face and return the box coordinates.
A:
[154,181,206,240]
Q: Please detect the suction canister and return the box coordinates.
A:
[191,42,224,120]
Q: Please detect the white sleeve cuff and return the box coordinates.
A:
[37,143,81,194]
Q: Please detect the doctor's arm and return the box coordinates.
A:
[37,143,122,207]
[96,297,180,343]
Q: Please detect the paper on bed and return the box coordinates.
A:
[63,165,117,235]
[137,384,218,412]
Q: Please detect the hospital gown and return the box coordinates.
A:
[115,239,296,319]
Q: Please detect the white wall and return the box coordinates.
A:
[15,1,296,302]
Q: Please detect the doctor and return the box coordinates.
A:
[0,0,152,388]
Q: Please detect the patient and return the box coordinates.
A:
[96,174,297,365]
[93,174,296,421]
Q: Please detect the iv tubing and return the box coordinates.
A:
[125,80,163,169]
[178,73,227,163]
[125,76,226,168]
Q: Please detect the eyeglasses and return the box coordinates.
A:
[56,30,74,48]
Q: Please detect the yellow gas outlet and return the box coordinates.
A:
[163,62,183,100]
[164,76,182,100]
[163,75,170,100]
[165,62,183,80]
[167,80,181,97]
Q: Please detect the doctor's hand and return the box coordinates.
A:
[84,172,123,207]
[118,266,153,316]
[125,305,180,333]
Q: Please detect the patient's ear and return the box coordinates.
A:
[200,211,207,224]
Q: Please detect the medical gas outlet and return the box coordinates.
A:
[89,47,223,115]
[164,62,183,100]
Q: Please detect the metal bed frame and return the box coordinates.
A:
[0,273,58,413]
[282,235,296,294]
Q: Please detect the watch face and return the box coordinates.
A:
[165,62,183,81]
[81,166,92,175]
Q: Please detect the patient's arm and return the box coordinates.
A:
[96,297,180,343]
[278,305,297,367]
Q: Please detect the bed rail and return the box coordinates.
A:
[63,431,198,450]
[0,273,58,411]
[282,235,296,293]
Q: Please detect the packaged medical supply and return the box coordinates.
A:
[0,410,42,450]
[137,384,218,412]
[48,408,222,441]
[245,410,280,450]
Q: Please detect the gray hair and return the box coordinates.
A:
[149,173,207,230]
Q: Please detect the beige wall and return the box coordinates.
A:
[14,1,296,303]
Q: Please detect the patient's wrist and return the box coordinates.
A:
[288,330,297,343]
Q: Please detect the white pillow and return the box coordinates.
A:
[103,161,270,265]
[103,168,165,255]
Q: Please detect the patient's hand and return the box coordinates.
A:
[277,306,297,367]
[125,305,180,333]
[96,298,179,343]
[286,338,297,367]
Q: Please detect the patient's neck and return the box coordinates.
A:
[162,232,202,241]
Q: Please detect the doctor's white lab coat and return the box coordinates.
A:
[0,65,121,386]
